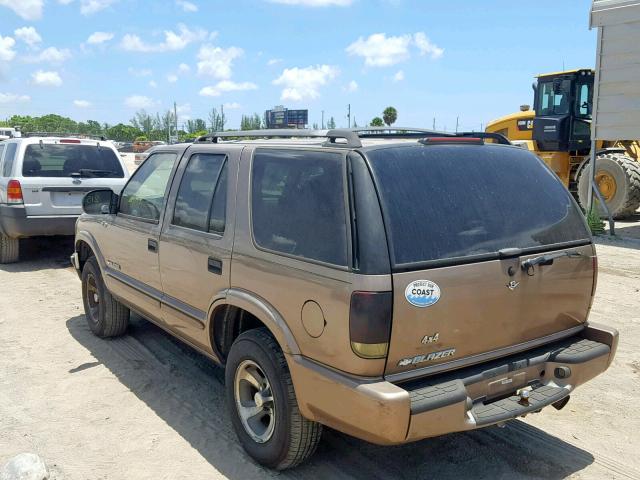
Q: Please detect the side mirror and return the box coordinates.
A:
[83,189,118,215]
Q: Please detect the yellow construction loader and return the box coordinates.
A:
[486,69,640,218]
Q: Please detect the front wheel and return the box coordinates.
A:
[225,328,322,470]
[577,153,640,219]
[81,256,130,338]
[0,234,19,264]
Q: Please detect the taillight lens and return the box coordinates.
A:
[7,180,23,204]
[349,291,392,359]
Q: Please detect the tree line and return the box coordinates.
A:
[0,106,399,142]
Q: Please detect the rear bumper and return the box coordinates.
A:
[288,323,618,445]
[0,205,77,238]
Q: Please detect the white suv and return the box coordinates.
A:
[0,136,129,263]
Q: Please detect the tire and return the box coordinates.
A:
[225,328,322,470]
[81,256,130,338]
[577,153,640,219]
[0,234,19,264]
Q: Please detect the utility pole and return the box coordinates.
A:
[321,110,325,129]
[220,104,225,130]
[347,104,351,129]
[174,101,178,135]
[455,116,459,133]
[433,117,436,130]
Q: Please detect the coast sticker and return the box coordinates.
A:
[405,280,441,308]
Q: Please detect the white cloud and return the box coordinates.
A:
[149,80,157,88]
[31,70,63,87]
[58,0,74,5]
[273,64,338,101]
[176,0,198,12]
[26,47,72,64]
[346,31,443,67]
[0,36,16,62]
[393,70,404,82]
[124,95,157,109]
[167,74,178,83]
[413,32,444,59]
[223,102,241,110]
[176,103,191,115]
[128,67,152,77]
[87,31,114,44]
[14,27,42,47]
[267,58,283,66]
[199,80,257,97]
[267,0,352,6]
[80,0,117,15]
[121,24,208,53]
[346,33,411,67]
[0,92,31,104]
[344,80,358,92]
[197,44,244,79]
[73,99,92,108]
[0,0,44,20]
[178,63,190,74]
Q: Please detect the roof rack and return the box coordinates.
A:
[193,128,511,148]
[22,132,108,141]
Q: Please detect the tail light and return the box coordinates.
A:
[7,180,23,204]
[349,291,392,359]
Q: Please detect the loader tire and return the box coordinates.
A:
[578,153,640,219]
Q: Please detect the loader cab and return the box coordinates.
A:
[533,69,593,153]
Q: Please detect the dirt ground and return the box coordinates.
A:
[0,236,639,480]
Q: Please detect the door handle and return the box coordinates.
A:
[148,239,158,253]
[208,257,223,275]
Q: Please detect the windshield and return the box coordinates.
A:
[22,144,124,178]
[538,79,572,116]
[365,144,590,269]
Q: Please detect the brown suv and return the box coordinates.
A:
[71,128,618,470]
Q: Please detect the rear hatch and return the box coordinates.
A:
[364,143,595,379]
[19,140,126,216]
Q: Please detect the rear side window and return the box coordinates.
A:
[251,149,348,266]
[366,144,590,268]
[2,143,17,177]
[173,153,227,233]
[22,144,124,178]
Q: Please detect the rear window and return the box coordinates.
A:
[366,144,590,268]
[22,144,124,178]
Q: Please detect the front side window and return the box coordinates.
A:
[575,82,592,118]
[251,149,348,266]
[173,153,226,233]
[2,142,17,177]
[22,144,124,178]
[119,153,176,221]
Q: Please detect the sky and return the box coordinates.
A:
[0,0,597,132]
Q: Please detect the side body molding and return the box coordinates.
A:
[223,288,301,355]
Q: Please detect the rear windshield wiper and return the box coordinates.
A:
[72,169,118,178]
[521,250,586,275]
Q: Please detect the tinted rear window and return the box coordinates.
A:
[366,144,590,268]
[22,144,124,178]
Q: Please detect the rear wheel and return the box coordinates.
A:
[81,256,129,337]
[0,234,19,264]
[225,328,322,470]
[578,153,640,219]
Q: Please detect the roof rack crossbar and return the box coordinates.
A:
[22,132,107,141]
[194,129,363,147]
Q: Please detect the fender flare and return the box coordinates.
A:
[74,229,107,271]
[212,288,301,356]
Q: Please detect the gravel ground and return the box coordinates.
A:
[0,237,639,480]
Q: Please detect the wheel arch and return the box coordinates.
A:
[208,289,300,364]
[75,230,106,272]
